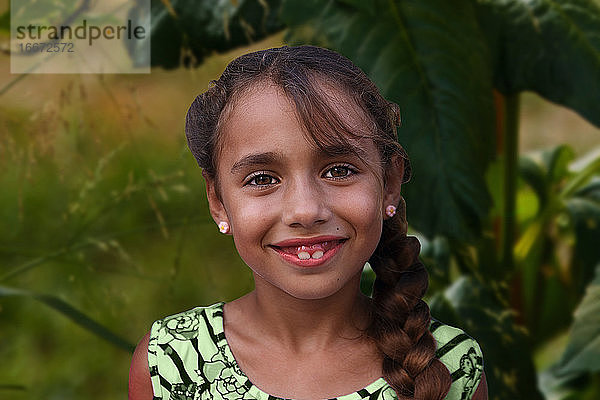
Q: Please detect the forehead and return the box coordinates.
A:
[215,81,376,162]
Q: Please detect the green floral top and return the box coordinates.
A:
[148,303,484,400]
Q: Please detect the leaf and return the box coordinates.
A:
[543,145,576,184]
[0,285,135,353]
[539,364,599,400]
[519,145,576,210]
[282,0,496,240]
[557,263,600,375]
[519,156,550,210]
[474,0,600,127]
[419,235,452,288]
[128,0,285,69]
[563,152,600,198]
[429,277,545,400]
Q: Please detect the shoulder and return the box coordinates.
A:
[129,303,225,400]
[145,303,227,399]
[128,332,152,400]
[150,302,225,342]
[429,319,483,359]
[429,320,484,400]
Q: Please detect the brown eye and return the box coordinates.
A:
[331,166,348,177]
[248,174,277,186]
[324,165,355,179]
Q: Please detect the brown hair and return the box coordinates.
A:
[185,45,451,399]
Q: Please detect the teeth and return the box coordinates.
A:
[311,251,324,259]
[297,251,311,260]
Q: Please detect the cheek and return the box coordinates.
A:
[341,183,382,223]
[225,189,273,224]
[336,184,383,247]
[225,194,276,257]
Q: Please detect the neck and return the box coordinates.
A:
[240,272,372,353]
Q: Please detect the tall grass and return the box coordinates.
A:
[0,70,253,399]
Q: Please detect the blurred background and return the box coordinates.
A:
[1,1,599,399]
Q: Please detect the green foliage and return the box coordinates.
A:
[514,145,600,340]
[430,277,544,400]
[539,264,600,400]
[0,284,134,352]
[0,83,253,398]
[475,0,600,126]
[557,263,600,375]
[129,0,284,68]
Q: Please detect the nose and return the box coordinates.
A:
[281,177,330,229]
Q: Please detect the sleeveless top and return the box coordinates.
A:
[148,303,484,400]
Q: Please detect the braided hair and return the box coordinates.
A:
[185,45,451,399]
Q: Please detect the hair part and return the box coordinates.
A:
[185,45,450,399]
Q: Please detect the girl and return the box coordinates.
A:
[129,45,487,400]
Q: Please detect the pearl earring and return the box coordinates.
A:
[385,205,397,218]
[218,221,229,234]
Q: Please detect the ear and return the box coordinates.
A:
[203,171,230,233]
[382,155,404,218]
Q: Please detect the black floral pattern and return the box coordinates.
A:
[169,383,199,400]
[459,347,483,400]
[203,356,246,399]
[163,312,201,341]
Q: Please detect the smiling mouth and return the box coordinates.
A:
[269,237,347,267]
[269,239,346,261]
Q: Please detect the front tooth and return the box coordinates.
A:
[311,250,324,259]
[297,251,311,260]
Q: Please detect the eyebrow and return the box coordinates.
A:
[319,144,368,159]
[230,151,284,174]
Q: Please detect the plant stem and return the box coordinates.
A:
[502,94,520,273]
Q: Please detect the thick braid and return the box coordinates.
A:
[368,198,452,399]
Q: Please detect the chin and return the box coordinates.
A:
[282,282,352,301]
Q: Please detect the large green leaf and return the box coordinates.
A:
[282,0,495,240]
[128,0,284,69]
[429,277,544,400]
[0,285,135,353]
[557,263,600,375]
[539,363,600,400]
[474,0,600,127]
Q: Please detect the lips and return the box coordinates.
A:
[269,236,346,266]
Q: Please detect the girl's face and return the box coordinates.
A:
[205,82,403,300]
